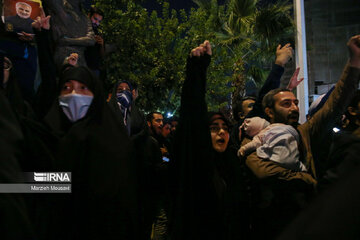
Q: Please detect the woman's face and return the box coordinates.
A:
[60,80,94,96]
[210,118,230,153]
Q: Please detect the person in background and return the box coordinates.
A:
[134,111,169,239]
[129,81,146,137]
[161,120,171,139]
[160,119,172,163]
[108,80,134,135]
[84,6,105,78]
[170,116,179,134]
[45,0,96,69]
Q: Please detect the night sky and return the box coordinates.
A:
[141,0,200,12]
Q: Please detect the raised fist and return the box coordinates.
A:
[190,40,212,57]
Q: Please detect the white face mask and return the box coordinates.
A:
[59,94,94,122]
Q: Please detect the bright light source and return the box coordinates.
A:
[333,127,340,133]
[167,112,173,118]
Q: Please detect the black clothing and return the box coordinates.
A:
[320,129,360,188]
[132,128,169,239]
[5,15,34,34]
[109,82,161,239]
[43,67,139,240]
[1,28,57,170]
[84,41,102,70]
[1,28,61,240]
[0,89,34,239]
[32,29,57,118]
[278,161,360,240]
[130,102,146,136]
[171,55,250,239]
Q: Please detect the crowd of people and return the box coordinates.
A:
[1,2,360,240]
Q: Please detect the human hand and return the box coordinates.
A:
[32,17,42,30]
[160,147,168,156]
[18,32,34,42]
[66,53,79,66]
[239,147,245,157]
[275,43,293,67]
[298,172,317,186]
[40,7,51,30]
[348,35,360,68]
[190,40,212,57]
[31,8,51,31]
[287,67,304,90]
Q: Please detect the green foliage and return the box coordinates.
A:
[95,0,193,113]
[94,0,294,114]
[204,0,294,109]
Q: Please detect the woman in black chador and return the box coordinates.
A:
[43,66,139,240]
[171,41,251,240]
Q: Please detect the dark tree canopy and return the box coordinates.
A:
[94,0,294,115]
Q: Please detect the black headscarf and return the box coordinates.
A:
[59,66,105,121]
[208,111,231,128]
[43,66,139,239]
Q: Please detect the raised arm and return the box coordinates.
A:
[180,41,212,117]
[305,35,360,138]
[248,44,293,118]
[32,10,57,118]
[172,41,218,239]
[258,43,293,99]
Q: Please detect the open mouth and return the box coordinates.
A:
[217,138,225,144]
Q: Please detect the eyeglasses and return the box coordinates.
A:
[4,58,12,71]
[210,125,229,133]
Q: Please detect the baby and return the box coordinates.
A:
[238,117,306,172]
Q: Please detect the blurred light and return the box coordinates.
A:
[333,127,340,133]
[167,112,173,118]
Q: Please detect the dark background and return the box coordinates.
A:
[84,0,288,12]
